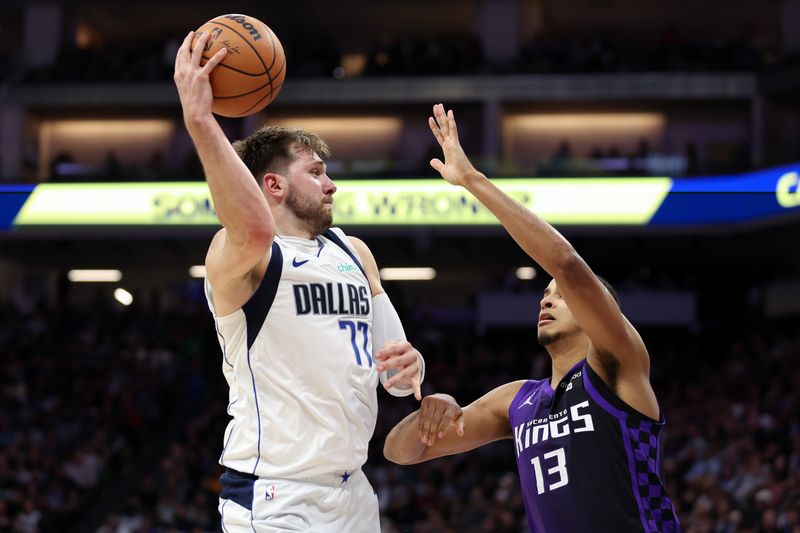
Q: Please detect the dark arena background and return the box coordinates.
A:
[1,0,799,531]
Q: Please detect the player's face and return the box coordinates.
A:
[285,146,337,236]
[537,279,581,345]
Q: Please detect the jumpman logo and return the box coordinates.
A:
[518,391,537,409]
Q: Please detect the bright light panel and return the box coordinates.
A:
[506,113,664,130]
[39,119,175,179]
[502,112,665,162]
[114,288,133,306]
[379,267,436,281]
[67,269,122,282]
[516,267,537,280]
[265,117,403,158]
[189,265,206,278]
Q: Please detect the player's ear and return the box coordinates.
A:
[263,172,286,199]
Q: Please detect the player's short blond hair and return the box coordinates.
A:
[232,126,331,181]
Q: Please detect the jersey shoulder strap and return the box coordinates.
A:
[241,241,283,349]
[322,228,370,290]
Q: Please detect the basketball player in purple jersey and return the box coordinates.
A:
[384,104,680,532]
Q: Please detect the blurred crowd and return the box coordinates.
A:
[512,34,770,74]
[1,288,798,532]
[0,298,213,532]
[11,32,780,86]
[42,138,725,184]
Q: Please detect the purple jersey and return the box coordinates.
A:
[508,359,680,532]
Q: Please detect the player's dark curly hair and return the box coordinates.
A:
[232,126,331,182]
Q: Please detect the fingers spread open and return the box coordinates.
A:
[176,31,194,66]
[434,104,449,137]
[191,32,210,66]
[430,158,445,174]
[447,109,458,139]
[429,116,445,145]
[201,47,227,75]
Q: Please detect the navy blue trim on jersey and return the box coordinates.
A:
[220,468,255,511]
[220,421,236,464]
[246,348,262,475]
[226,398,239,416]
[242,241,283,350]
[322,229,370,291]
[220,499,230,533]
[214,318,233,368]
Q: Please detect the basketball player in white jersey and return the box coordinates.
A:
[174,32,426,532]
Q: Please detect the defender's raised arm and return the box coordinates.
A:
[428,103,657,420]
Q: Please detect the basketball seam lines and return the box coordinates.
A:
[213,75,279,99]
[225,67,283,117]
[205,20,285,113]
[203,19,270,75]
[221,28,284,115]
[230,59,286,116]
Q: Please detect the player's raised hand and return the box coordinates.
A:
[375,340,423,401]
[174,31,227,123]
[417,394,465,447]
[428,103,480,187]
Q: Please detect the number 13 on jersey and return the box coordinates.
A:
[531,447,569,495]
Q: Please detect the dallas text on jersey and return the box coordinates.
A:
[292,282,371,316]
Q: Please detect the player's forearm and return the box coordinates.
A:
[462,171,579,277]
[186,115,274,241]
[383,411,427,465]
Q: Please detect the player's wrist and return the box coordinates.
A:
[461,169,486,188]
[183,111,217,134]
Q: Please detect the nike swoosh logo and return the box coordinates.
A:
[292,258,310,267]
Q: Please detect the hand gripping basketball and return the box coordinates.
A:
[192,14,287,117]
[174,31,228,122]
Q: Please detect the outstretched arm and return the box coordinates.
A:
[384,381,525,465]
[174,31,275,310]
[428,104,657,418]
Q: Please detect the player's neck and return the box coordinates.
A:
[546,336,590,389]
[274,213,317,240]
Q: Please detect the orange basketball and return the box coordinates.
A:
[193,14,286,117]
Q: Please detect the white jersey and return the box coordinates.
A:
[205,227,378,479]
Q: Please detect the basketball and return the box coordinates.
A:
[193,14,286,117]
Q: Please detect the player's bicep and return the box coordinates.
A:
[205,229,272,306]
[347,236,384,296]
[558,255,649,373]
